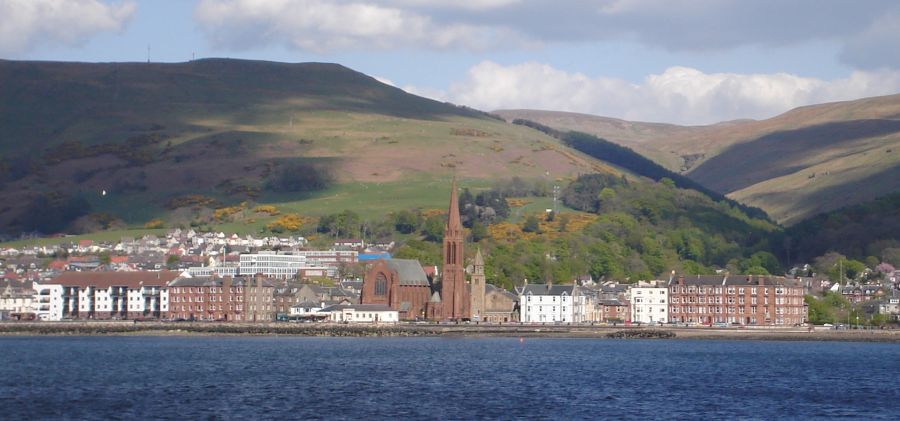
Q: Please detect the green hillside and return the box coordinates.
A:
[0,59,611,236]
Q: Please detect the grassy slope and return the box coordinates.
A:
[496,94,900,224]
[0,59,609,236]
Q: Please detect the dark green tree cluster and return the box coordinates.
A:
[317,210,361,238]
[458,188,510,228]
[785,192,900,265]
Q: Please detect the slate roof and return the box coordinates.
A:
[520,284,575,296]
[169,275,276,288]
[291,301,322,309]
[385,259,430,286]
[667,275,805,287]
[485,284,516,300]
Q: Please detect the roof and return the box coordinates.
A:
[359,252,391,261]
[320,304,395,312]
[520,284,575,296]
[485,284,516,300]
[385,259,430,286]
[291,301,322,309]
[598,299,626,306]
[668,275,806,288]
[169,275,276,288]
[49,271,180,289]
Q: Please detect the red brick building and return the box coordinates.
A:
[596,299,627,322]
[668,275,807,326]
[360,259,432,320]
[167,274,275,322]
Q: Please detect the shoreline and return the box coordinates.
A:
[2,322,899,343]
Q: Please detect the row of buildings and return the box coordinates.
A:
[21,266,808,326]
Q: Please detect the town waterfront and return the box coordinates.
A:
[2,337,899,419]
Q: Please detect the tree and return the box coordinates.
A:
[166,254,181,269]
[393,210,419,234]
[470,221,488,242]
[422,215,444,242]
[522,215,541,233]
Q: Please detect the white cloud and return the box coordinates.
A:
[194,0,527,52]
[0,0,135,54]
[192,0,900,70]
[406,61,900,125]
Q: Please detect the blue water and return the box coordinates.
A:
[1,337,898,420]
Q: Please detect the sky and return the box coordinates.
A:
[2,0,900,125]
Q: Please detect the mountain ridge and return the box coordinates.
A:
[495,93,900,224]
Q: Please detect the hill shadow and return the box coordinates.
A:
[690,119,900,193]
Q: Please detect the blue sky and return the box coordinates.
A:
[3,0,900,124]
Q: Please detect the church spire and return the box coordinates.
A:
[447,177,461,231]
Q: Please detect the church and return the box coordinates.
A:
[360,179,473,321]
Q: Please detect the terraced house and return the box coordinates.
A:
[668,275,808,326]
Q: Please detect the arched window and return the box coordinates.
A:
[375,273,387,296]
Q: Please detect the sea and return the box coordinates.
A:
[1,336,899,420]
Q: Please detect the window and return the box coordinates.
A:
[374,273,387,296]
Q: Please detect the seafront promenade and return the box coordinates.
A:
[2,321,899,342]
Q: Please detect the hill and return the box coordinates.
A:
[495,94,900,224]
[785,192,900,264]
[0,59,615,236]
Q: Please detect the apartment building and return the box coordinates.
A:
[668,275,807,326]
[167,274,275,322]
[33,271,179,321]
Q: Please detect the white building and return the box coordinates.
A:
[630,285,668,324]
[320,304,398,323]
[32,283,62,321]
[518,283,588,323]
[187,251,357,280]
[33,271,179,321]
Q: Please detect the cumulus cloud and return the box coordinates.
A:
[405,61,900,125]
[193,0,528,52]
[0,0,135,54]
[192,0,900,69]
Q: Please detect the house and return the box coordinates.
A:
[289,301,328,320]
[630,285,669,324]
[595,299,627,323]
[517,283,588,324]
[319,304,398,323]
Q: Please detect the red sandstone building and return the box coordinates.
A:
[668,275,807,326]
[360,179,471,321]
[167,274,275,322]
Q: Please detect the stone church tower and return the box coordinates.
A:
[441,178,470,320]
[470,248,486,321]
